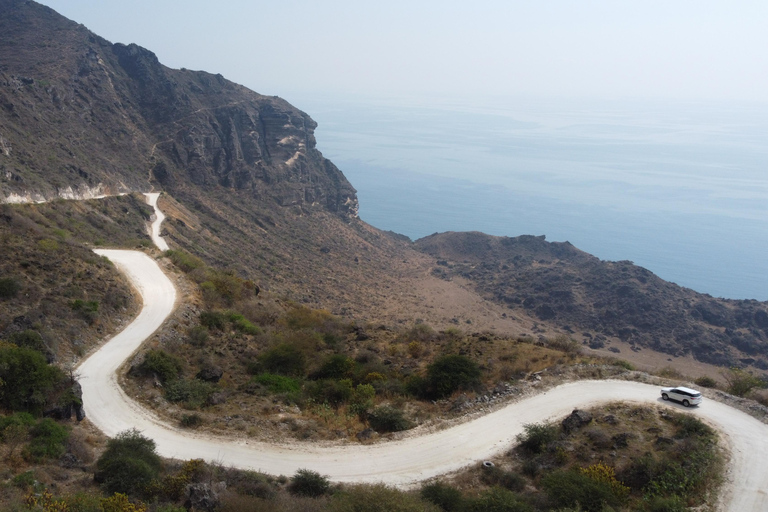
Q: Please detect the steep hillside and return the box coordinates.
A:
[415,231,768,369]
[0,195,151,361]
[0,0,356,216]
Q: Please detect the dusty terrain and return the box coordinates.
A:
[75,199,768,511]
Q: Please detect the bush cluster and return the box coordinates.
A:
[27,418,70,460]
[288,469,331,497]
[140,349,183,383]
[0,343,65,414]
[164,379,215,408]
[423,354,481,399]
[515,422,559,454]
[0,276,21,298]
[95,429,162,497]
[367,405,412,433]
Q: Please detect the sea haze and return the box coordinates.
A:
[291,94,768,301]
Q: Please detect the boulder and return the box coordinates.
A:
[562,409,593,434]
[196,364,223,383]
[185,482,226,512]
[356,428,375,441]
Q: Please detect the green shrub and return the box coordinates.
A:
[165,250,204,273]
[614,359,635,371]
[0,276,21,299]
[546,334,581,356]
[288,469,330,497]
[368,405,412,433]
[252,373,302,394]
[516,422,559,454]
[312,354,356,380]
[140,349,183,383]
[72,299,100,324]
[542,469,626,512]
[259,343,306,376]
[164,379,215,408]
[0,412,36,435]
[425,354,481,398]
[188,326,209,347]
[349,383,376,418]
[694,376,717,388]
[644,495,686,512]
[670,414,714,439]
[420,481,464,511]
[481,466,526,492]
[154,506,188,512]
[722,367,764,397]
[308,379,354,408]
[406,323,436,342]
[27,418,70,460]
[12,470,37,490]
[200,311,227,330]
[465,487,533,512]
[0,344,65,414]
[646,445,719,502]
[180,414,203,428]
[95,429,162,497]
[618,453,656,491]
[63,492,103,512]
[227,312,261,335]
[202,270,245,305]
[330,483,435,511]
[405,374,429,398]
[7,330,47,353]
[282,306,339,331]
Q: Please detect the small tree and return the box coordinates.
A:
[311,354,356,380]
[140,349,183,383]
[0,276,21,299]
[368,405,412,433]
[516,422,559,454]
[259,343,306,376]
[466,487,533,512]
[27,418,70,460]
[421,481,464,511]
[0,344,65,414]
[425,354,481,398]
[288,469,330,497]
[95,429,162,497]
[722,367,764,397]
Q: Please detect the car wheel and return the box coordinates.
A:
[683,399,690,407]
[662,393,668,401]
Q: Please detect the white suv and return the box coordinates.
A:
[661,386,703,407]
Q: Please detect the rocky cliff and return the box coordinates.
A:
[0,0,357,215]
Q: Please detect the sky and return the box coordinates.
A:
[35,0,768,104]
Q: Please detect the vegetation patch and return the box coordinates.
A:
[95,429,163,498]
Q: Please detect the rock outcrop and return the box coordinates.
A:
[416,231,768,368]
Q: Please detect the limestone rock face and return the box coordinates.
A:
[0,0,357,216]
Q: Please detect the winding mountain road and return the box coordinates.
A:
[77,193,768,510]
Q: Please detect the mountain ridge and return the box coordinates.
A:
[0,0,357,216]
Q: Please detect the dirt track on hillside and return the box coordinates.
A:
[76,196,768,511]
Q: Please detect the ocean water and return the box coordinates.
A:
[289,94,768,301]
